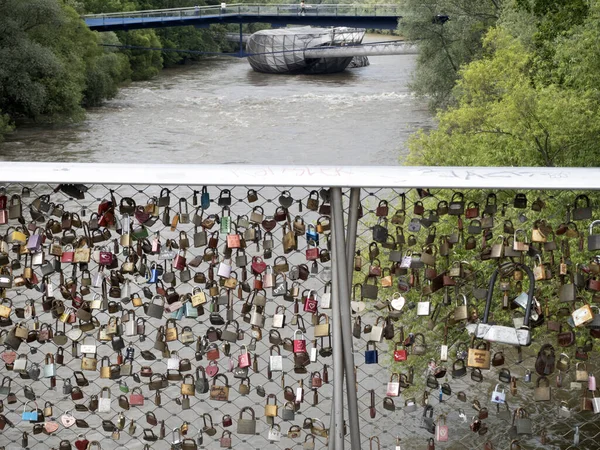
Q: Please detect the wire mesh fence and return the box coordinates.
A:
[1,178,600,450]
[0,183,335,449]
[353,187,600,450]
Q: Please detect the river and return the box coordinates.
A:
[0,35,432,165]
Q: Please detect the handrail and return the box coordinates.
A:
[0,162,597,190]
[82,3,401,19]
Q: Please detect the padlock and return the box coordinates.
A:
[436,415,448,442]
[534,376,551,401]
[394,342,408,361]
[365,341,378,364]
[43,353,56,378]
[293,330,306,353]
[387,373,400,397]
[269,345,283,371]
[237,407,256,435]
[98,387,112,413]
[491,384,506,404]
[454,294,468,321]
[265,394,278,417]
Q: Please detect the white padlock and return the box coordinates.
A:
[217,260,232,278]
[491,384,506,404]
[167,352,180,370]
[98,387,112,413]
[43,354,56,378]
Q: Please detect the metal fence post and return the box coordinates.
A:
[331,187,361,450]
[328,256,344,450]
[330,192,345,450]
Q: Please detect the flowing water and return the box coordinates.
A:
[0,35,432,164]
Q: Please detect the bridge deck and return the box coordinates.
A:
[84,4,402,31]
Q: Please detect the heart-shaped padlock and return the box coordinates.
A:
[44,421,60,434]
[67,328,83,341]
[278,192,294,208]
[390,294,406,311]
[261,219,277,232]
[205,361,219,377]
[1,350,16,364]
[61,412,76,428]
[351,301,366,313]
[75,436,89,450]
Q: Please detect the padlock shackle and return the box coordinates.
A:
[482,264,535,326]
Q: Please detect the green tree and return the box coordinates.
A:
[116,29,164,81]
[83,33,132,106]
[0,0,129,140]
[399,0,504,111]
[405,27,600,167]
[0,110,14,140]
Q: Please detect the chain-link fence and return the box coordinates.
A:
[1,171,600,450]
[353,188,600,450]
[0,183,335,449]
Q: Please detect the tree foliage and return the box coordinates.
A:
[0,0,130,140]
[406,0,600,167]
[0,0,229,141]
[399,0,504,111]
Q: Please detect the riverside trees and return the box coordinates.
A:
[405,0,600,167]
[0,0,225,141]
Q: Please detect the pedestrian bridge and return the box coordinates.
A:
[83,3,402,31]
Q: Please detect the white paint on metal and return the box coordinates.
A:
[1,162,598,190]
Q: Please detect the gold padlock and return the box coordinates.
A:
[100,357,111,379]
[191,288,206,306]
[165,319,178,342]
[224,276,237,289]
[314,314,330,338]
[265,394,278,417]
[181,375,195,396]
[59,308,71,323]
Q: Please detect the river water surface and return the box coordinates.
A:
[0,35,432,164]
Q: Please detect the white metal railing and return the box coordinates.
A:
[1,162,599,450]
[0,163,598,190]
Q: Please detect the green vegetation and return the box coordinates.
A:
[0,0,228,141]
[404,0,600,167]
[399,0,503,111]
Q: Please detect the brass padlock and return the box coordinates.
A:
[165,319,178,342]
[265,394,278,417]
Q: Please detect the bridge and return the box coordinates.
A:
[83,3,402,31]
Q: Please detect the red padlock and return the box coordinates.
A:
[98,249,113,266]
[393,343,408,362]
[173,251,186,271]
[222,415,232,427]
[254,274,263,290]
[238,346,251,368]
[75,437,89,450]
[306,246,319,261]
[61,246,75,263]
[293,330,307,353]
[251,256,267,275]
[303,294,318,313]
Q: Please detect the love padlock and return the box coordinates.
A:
[293,330,306,353]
